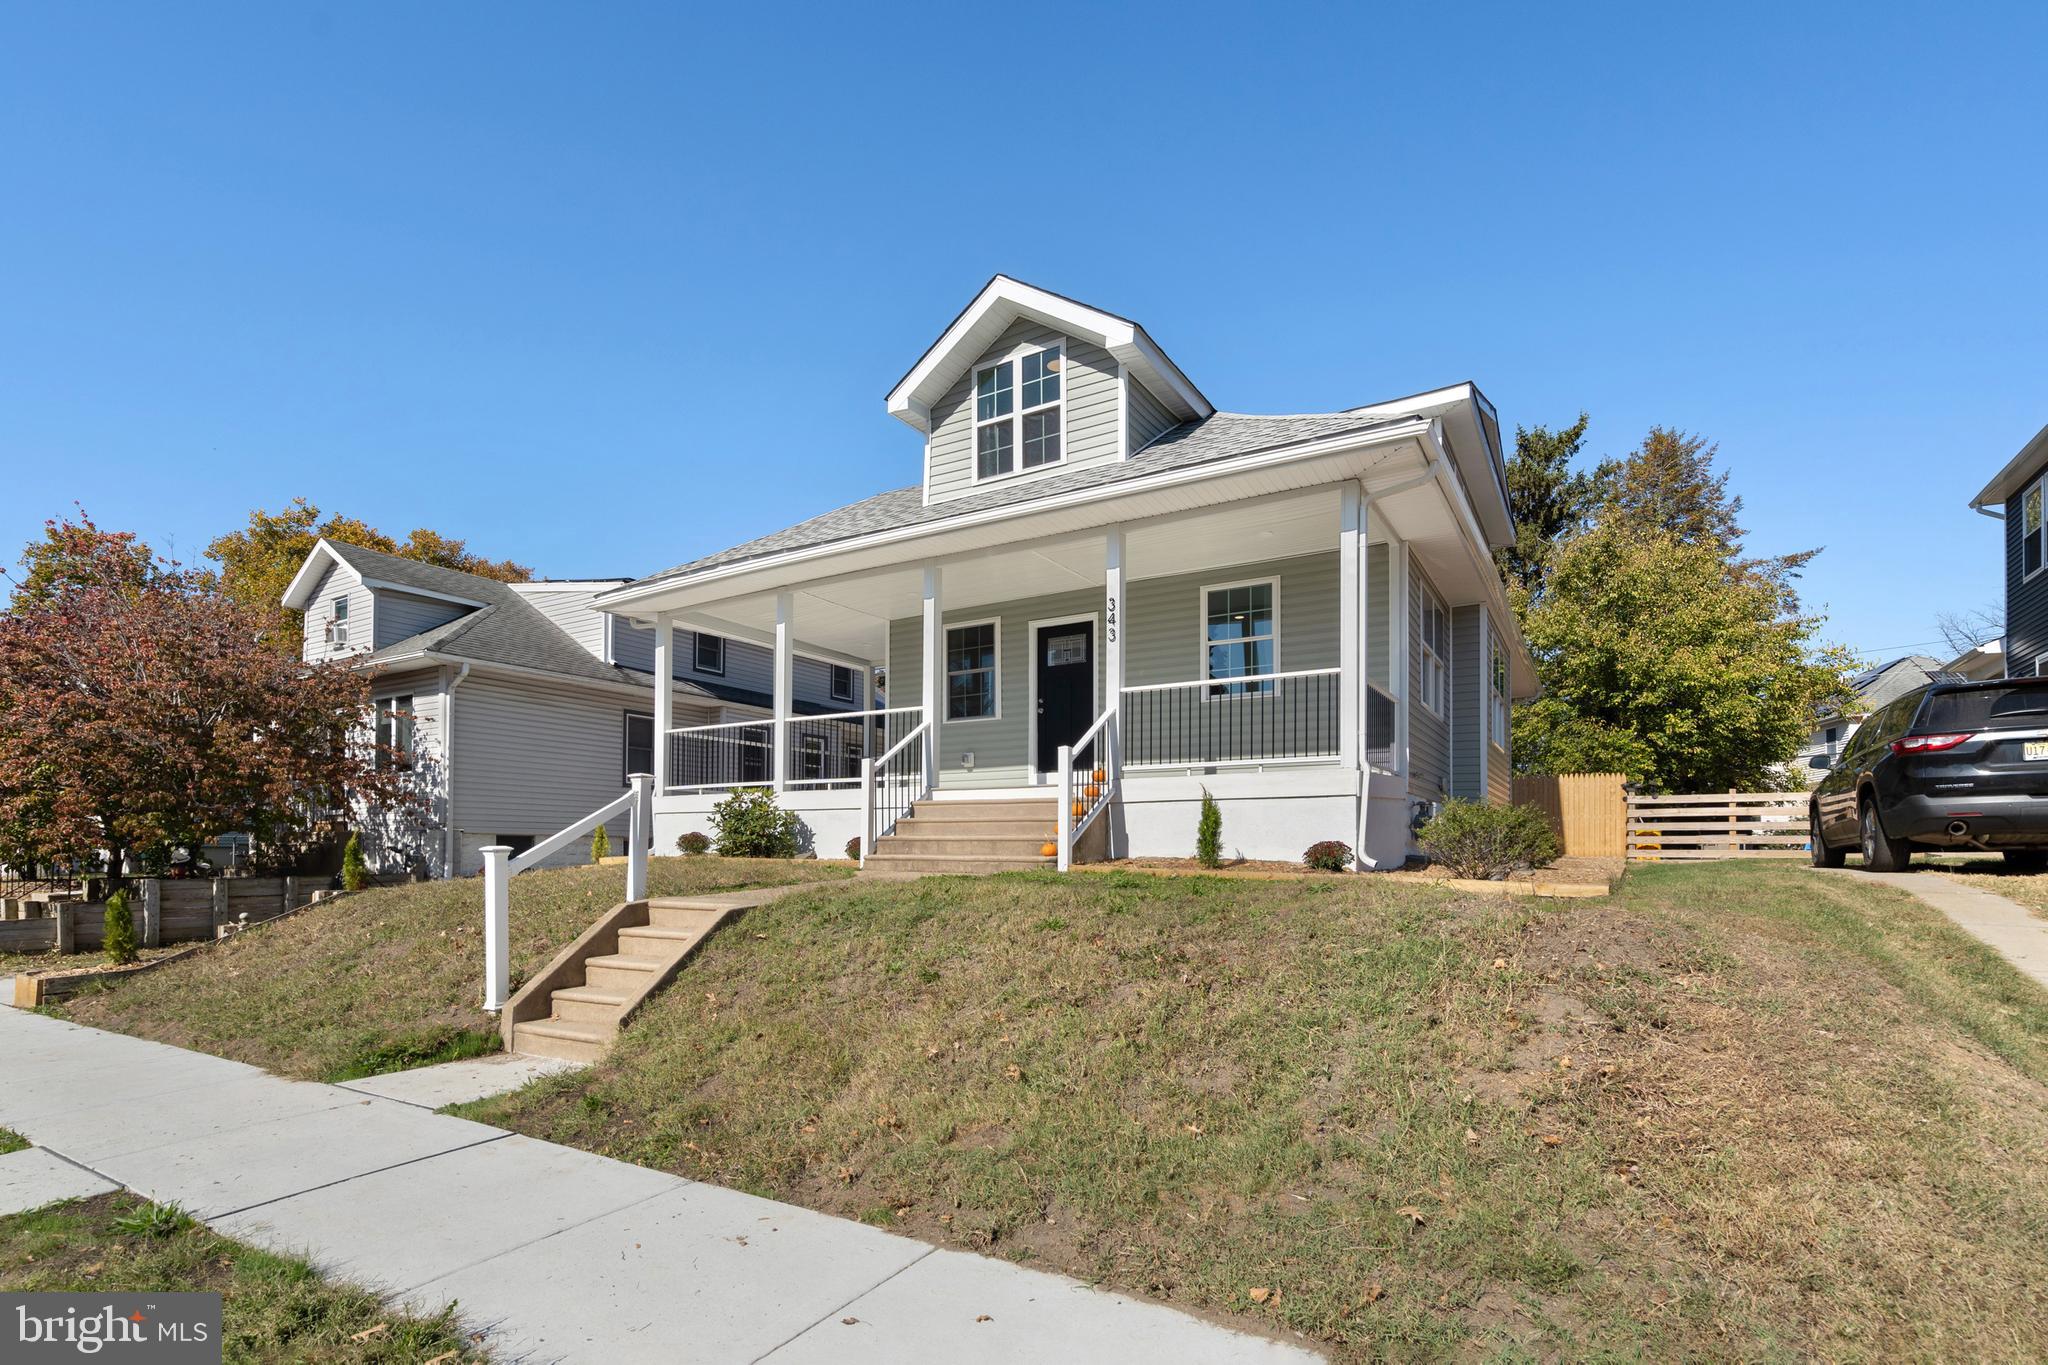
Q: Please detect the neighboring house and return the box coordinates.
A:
[1786,654,1942,786]
[281,539,868,876]
[1941,637,2005,681]
[1969,422,2048,676]
[588,277,1537,869]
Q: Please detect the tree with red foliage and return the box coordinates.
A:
[0,514,414,880]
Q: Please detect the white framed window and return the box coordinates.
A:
[1202,579,1278,697]
[2034,650,2048,679]
[944,620,1000,721]
[622,712,653,784]
[1418,584,1448,717]
[830,664,857,703]
[693,632,725,675]
[326,595,350,648]
[2027,476,2047,582]
[974,342,1062,480]
[1489,637,1509,750]
[375,695,414,771]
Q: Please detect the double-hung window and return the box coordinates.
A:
[622,712,654,784]
[1418,586,1449,717]
[693,632,725,675]
[1489,638,1509,749]
[375,695,414,771]
[974,343,1062,480]
[945,622,999,720]
[830,664,857,703]
[798,734,825,781]
[326,596,350,649]
[1204,580,1277,696]
[2025,477,2046,580]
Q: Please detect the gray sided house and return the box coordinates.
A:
[592,277,1538,870]
[1970,422,2048,677]
[1788,654,1943,786]
[282,540,867,877]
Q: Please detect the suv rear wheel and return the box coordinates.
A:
[1860,799,1912,873]
[1810,807,1846,868]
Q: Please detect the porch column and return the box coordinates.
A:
[653,613,673,792]
[773,592,794,792]
[921,565,943,791]
[1103,525,1125,726]
[1338,485,1363,771]
[1393,546,1411,775]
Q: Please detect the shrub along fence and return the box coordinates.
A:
[1510,773,1628,858]
[1624,791,1809,861]
[0,876,320,955]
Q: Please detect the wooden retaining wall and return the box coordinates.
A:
[1511,773,1628,858]
[1625,791,1809,861]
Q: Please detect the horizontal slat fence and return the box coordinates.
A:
[6,876,322,954]
[1512,773,1627,858]
[1626,791,1809,861]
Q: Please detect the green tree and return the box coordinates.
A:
[102,886,138,965]
[590,822,610,862]
[1194,788,1222,868]
[1598,427,1744,552]
[206,500,533,647]
[1495,414,1604,606]
[1512,522,1856,791]
[341,832,369,892]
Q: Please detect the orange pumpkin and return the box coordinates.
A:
[1039,841,1058,858]
[1091,767,1107,783]
[1072,800,1087,819]
[1084,783,1101,801]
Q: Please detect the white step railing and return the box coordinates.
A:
[480,772,651,1012]
[1057,706,1118,871]
[859,718,934,865]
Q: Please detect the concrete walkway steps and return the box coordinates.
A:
[0,1009,1322,1363]
[863,797,1062,874]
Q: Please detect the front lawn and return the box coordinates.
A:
[0,1193,485,1363]
[59,857,852,1082]
[462,862,2048,1360]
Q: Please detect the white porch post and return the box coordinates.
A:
[653,614,673,793]
[921,565,943,792]
[1394,544,1412,775]
[480,844,511,1011]
[772,592,794,792]
[1102,526,1125,860]
[625,773,652,902]
[1338,485,1362,772]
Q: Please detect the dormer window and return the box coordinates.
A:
[326,596,350,649]
[975,343,1062,480]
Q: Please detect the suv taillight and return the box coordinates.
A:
[1890,733,1971,755]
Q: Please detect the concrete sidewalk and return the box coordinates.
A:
[1816,866,2048,990]
[0,1010,1319,1363]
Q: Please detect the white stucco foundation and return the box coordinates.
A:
[655,788,866,861]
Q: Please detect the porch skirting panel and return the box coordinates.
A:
[655,788,865,861]
[1117,768,1407,867]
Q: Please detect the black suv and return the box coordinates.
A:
[1812,676,2048,872]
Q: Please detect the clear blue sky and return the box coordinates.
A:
[3,2,2043,660]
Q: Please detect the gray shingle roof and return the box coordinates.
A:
[329,541,713,695]
[632,409,1414,587]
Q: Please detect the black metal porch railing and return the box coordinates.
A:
[784,708,922,789]
[668,720,775,791]
[1119,668,1342,768]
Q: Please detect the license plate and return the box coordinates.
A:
[2026,741,2048,762]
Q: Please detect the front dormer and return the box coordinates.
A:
[887,277,1212,506]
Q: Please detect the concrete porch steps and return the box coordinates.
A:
[864,796,1063,875]
[506,887,807,1063]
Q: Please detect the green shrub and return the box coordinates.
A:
[1417,800,1561,879]
[709,789,801,858]
[1195,788,1222,868]
[1303,840,1352,872]
[677,831,711,856]
[844,836,862,861]
[102,886,138,965]
[590,823,610,863]
[340,832,369,892]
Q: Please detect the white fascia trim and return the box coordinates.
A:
[597,418,1433,613]
[358,578,489,610]
[1970,421,2048,510]
[358,650,665,701]
[280,539,344,609]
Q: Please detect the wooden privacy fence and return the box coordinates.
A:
[1512,773,1628,858]
[0,875,320,955]
[1625,791,1809,861]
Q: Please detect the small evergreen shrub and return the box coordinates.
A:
[1303,840,1352,872]
[102,886,138,965]
[590,822,610,862]
[845,836,862,861]
[1417,800,1561,879]
[709,788,801,858]
[1195,788,1223,868]
[340,832,369,892]
[676,831,711,856]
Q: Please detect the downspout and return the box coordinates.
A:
[1975,505,2005,521]
[441,662,472,879]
